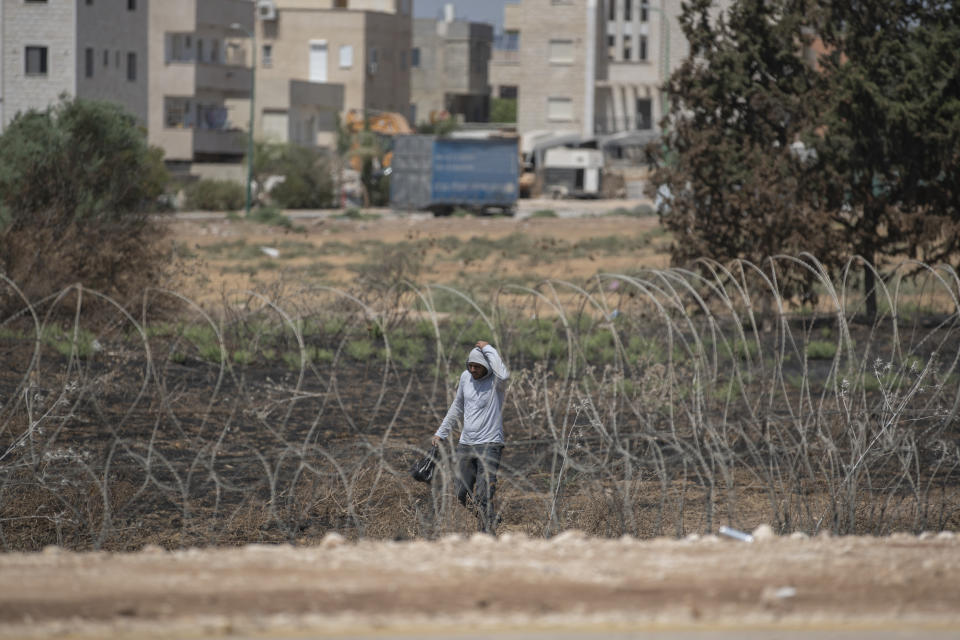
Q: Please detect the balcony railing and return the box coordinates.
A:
[195,63,252,97]
[594,114,655,135]
[193,128,246,156]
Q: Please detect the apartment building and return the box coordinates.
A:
[599,0,709,134]
[410,6,493,125]
[246,0,411,147]
[1,0,149,132]
[489,0,607,139]
[151,0,256,175]
[490,0,728,138]
[0,0,256,179]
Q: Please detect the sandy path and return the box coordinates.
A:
[1,531,958,638]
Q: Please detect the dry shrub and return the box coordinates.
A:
[1,220,172,311]
[0,97,172,316]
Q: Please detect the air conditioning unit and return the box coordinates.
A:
[256,0,277,21]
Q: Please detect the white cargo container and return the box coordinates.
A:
[543,147,604,198]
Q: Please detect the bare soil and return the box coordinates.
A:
[5,201,959,638]
[167,202,668,304]
[0,532,958,638]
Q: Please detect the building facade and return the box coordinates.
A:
[410,7,492,125]
[149,0,255,173]
[598,0,703,134]
[490,0,607,139]
[0,0,256,178]
[244,0,411,147]
[489,0,729,139]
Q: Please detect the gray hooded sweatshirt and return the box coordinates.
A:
[435,344,510,445]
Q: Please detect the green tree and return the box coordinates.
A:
[0,97,169,306]
[251,140,286,202]
[648,0,839,300]
[490,97,517,123]
[269,144,335,209]
[415,113,459,136]
[809,0,960,318]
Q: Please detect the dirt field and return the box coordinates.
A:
[1,531,958,639]
[5,200,960,639]
[167,199,668,304]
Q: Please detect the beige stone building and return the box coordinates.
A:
[150,0,257,177]
[244,0,411,147]
[1,0,150,131]
[410,7,492,125]
[489,0,607,139]
[0,0,256,179]
[489,0,730,139]
[599,0,720,134]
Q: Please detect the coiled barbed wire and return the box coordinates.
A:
[1,256,958,550]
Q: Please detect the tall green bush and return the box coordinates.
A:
[184,179,245,211]
[269,145,335,209]
[0,97,169,307]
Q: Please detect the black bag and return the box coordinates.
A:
[410,444,439,484]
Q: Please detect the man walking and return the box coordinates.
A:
[432,340,509,534]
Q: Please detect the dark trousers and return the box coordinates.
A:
[455,442,504,533]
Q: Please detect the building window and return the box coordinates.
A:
[339,45,353,68]
[103,50,109,67]
[127,0,136,10]
[167,34,195,63]
[210,39,220,63]
[262,44,273,67]
[636,98,652,129]
[638,35,648,60]
[25,46,48,75]
[499,85,517,99]
[624,0,632,21]
[502,30,519,51]
[547,97,573,121]
[410,47,420,67]
[127,52,137,81]
[86,0,93,5]
[310,41,329,82]
[197,39,204,62]
[641,3,649,22]
[333,0,347,7]
[115,51,120,67]
[24,1,49,3]
[548,39,574,64]
[401,50,407,69]
[608,0,616,20]
[85,47,94,78]
[623,38,632,61]
[165,97,193,128]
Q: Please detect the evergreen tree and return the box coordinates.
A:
[809,0,960,318]
[648,0,838,300]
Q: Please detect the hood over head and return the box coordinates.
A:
[466,347,490,377]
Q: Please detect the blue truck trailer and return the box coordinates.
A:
[390,135,519,215]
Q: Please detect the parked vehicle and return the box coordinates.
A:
[542,147,604,198]
[390,135,519,215]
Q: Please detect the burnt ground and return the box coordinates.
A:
[2,308,959,554]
